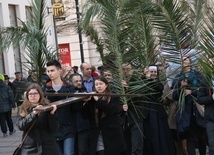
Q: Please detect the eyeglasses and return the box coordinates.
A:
[28,92,39,97]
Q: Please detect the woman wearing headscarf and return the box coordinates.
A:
[143,65,175,155]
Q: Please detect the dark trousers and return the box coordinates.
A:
[0,111,14,134]
[181,116,207,155]
[77,130,89,155]
[123,122,143,155]
[206,121,214,155]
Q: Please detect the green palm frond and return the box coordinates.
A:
[80,0,214,114]
[150,0,206,111]
[81,0,129,105]
[0,0,57,85]
[121,0,158,65]
[83,25,105,63]
[188,0,205,45]
[198,4,214,82]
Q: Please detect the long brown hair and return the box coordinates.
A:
[19,83,49,117]
[95,76,110,93]
[95,76,111,103]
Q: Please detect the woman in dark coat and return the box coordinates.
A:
[172,57,206,155]
[143,66,175,155]
[84,76,126,155]
[17,83,59,155]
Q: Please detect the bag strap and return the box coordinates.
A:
[19,120,36,148]
[208,88,212,96]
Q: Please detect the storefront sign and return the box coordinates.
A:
[58,44,72,69]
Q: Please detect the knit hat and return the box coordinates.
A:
[0,74,5,81]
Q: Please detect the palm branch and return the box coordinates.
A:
[80,0,212,113]
[83,25,105,63]
[151,0,207,111]
[81,0,129,104]
[198,2,214,85]
[0,0,57,85]
[121,0,158,67]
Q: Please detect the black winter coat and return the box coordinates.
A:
[17,109,59,155]
[0,80,15,113]
[12,78,28,105]
[84,96,126,155]
[119,76,149,126]
[197,75,214,122]
[173,71,205,133]
[143,79,175,155]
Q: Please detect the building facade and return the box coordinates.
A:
[0,0,58,79]
[1,0,212,79]
[55,0,102,72]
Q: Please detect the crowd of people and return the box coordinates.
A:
[0,57,213,155]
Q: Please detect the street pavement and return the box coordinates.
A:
[0,109,22,155]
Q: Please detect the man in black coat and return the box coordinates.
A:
[121,63,146,155]
[12,71,28,106]
[4,74,15,95]
[0,74,16,137]
[70,73,88,155]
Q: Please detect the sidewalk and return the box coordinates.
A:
[0,108,22,155]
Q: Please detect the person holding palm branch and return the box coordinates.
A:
[143,66,175,155]
[83,76,126,155]
[172,56,207,155]
[121,63,145,155]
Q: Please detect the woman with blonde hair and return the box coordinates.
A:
[17,83,59,155]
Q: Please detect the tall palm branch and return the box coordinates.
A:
[83,25,105,63]
[81,0,210,112]
[150,0,206,110]
[198,3,214,84]
[121,0,158,67]
[81,0,129,104]
[0,0,57,85]
[153,0,193,63]
[81,0,168,126]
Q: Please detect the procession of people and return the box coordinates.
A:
[0,58,212,155]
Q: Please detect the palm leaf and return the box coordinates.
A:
[198,3,214,84]
[0,0,57,85]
